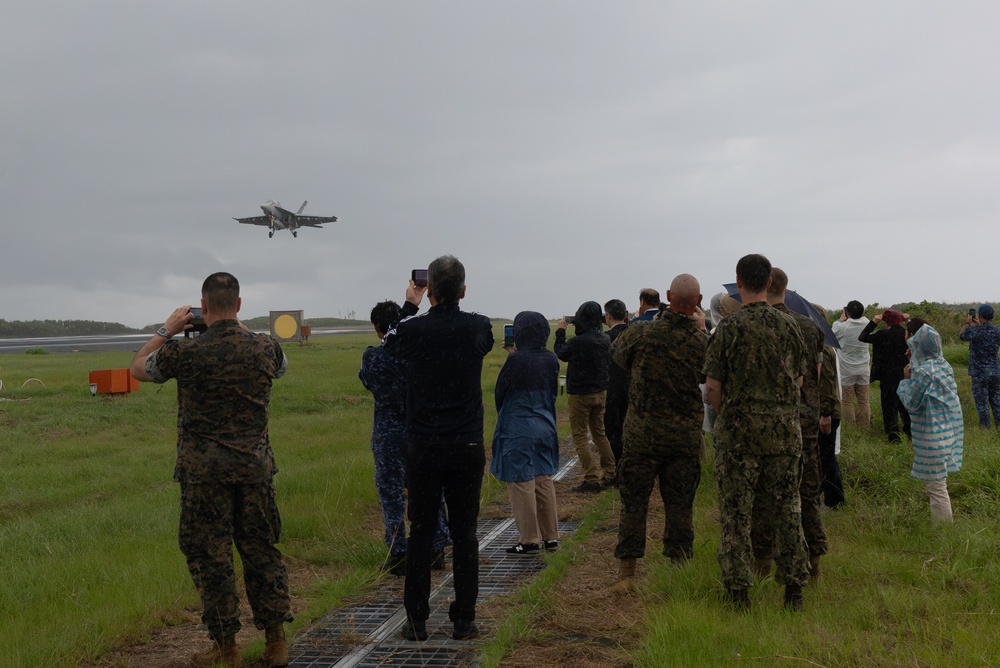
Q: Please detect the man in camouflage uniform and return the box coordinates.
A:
[131,272,292,667]
[705,254,810,611]
[610,274,708,592]
[752,268,828,578]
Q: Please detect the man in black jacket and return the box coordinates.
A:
[384,255,494,642]
[555,301,615,492]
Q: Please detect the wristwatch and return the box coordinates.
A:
[156,326,172,339]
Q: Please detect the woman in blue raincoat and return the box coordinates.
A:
[897,319,964,523]
[491,311,561,555]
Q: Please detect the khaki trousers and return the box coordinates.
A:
[567,391,616,484]
[925,479,953,523]
[841,384,871,427]
[507,476,559,545]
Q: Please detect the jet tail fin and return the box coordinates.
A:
[296,200,308,215]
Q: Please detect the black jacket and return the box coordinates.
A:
[858,320,908,383]
[384,301,494,445]
[554,326,611,395]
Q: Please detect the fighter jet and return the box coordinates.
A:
[233,199,338,238]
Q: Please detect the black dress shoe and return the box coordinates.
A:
[401,618,428,641]
[452,620,479,640]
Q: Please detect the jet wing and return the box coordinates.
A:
[295,215,338,228]
[233,216,271,226]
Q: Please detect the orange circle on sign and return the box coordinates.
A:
[274,314,298,339]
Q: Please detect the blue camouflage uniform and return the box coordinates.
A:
[360,344,451,560]
[959,317,1000,428]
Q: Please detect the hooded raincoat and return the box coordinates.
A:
[897,324,964,481]
[490,312,560,483]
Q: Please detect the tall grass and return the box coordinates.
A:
[633,370,1000,667]
[0,329,514,667]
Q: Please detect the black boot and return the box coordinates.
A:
[784,583,804,611]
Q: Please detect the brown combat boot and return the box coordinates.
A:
[784,583,804,611]
[189,636,240,667]
[263,624,289,667]
[609,557,637,594]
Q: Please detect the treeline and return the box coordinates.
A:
[0,319,145,339]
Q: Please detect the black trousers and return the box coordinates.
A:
[879,378,911,442]
[404,441,485,623]
[817,418,845,508]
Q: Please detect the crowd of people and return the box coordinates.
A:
[125,254,986,663]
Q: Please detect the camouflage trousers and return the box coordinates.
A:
[372,433,451,558]
[751,433,828,559]
[179,480,293,640]
[714,449,809,589]
[614,451,701,560]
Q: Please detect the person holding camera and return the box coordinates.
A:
[831,300,871,427]
[959,304,1000,428]
[555,301,615,492]
[859,309,912,443]
[130,272,292,668]
[491,311,561,555]
[610,274,707,593]
[359,301,452,576]
[383,255,494,642]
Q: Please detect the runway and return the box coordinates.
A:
[0,328,368,355]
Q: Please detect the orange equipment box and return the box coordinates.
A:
[89,369,139,395]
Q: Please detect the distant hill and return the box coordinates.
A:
[0,316,365,339]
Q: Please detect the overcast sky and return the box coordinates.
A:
[3,2,999,328]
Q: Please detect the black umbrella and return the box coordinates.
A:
[723,284,840,349]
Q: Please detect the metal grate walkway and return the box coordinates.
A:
[289,457,580,668]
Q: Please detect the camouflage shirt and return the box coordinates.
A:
[146,320,287,484]
[773,303,824,428]
[818,346,841,419]
[704,301,808,456]
[612,309,707,457]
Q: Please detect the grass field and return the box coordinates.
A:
[2,331,1000,667]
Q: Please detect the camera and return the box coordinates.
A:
[503,324,514,347]
[411,269,428,287]
[187,307,207,337]
[969,308,977,318]
[564,316,575,325]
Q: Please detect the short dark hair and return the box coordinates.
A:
[846,300,864,319]
[428,255,465,304]
[906,317,929,337]
[604,299,628,322]
[202,272,240,312]
[370,300,401,335]
[735,254,771,293]
[639,288,661,307]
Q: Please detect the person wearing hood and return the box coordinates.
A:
[859,309,912,443]
[491,312,561,555]
[555,301,615,492]
[898,319,964,523]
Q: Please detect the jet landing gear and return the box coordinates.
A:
[268,229,274,238]
[292,230,298,238]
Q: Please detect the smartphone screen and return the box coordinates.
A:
[411,269,428,287]
[503,324,514,347]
